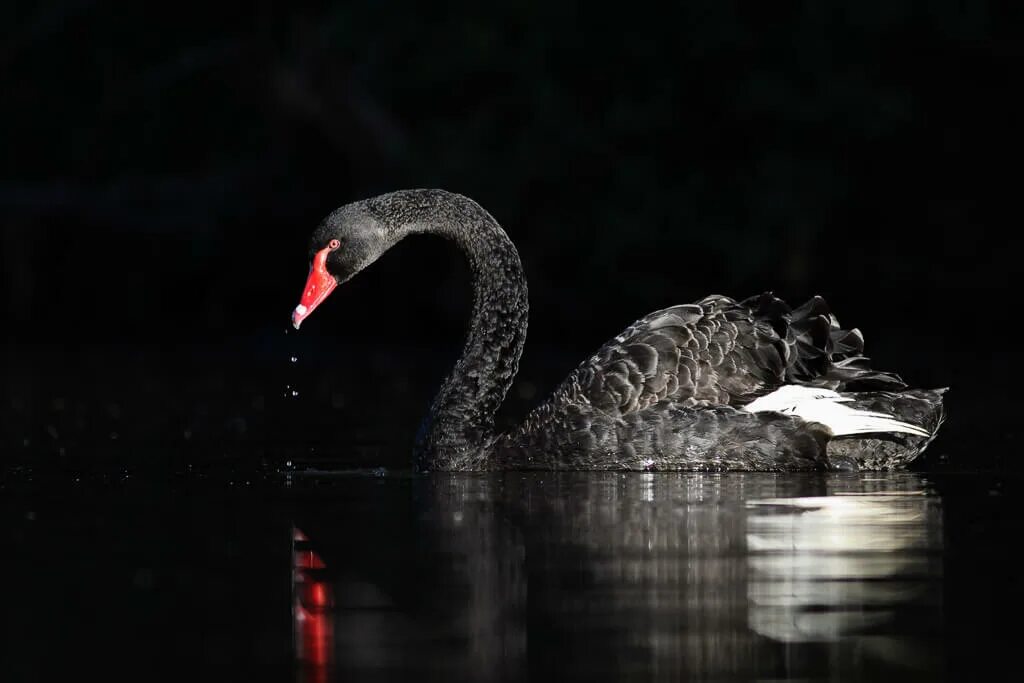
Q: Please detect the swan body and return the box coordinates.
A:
[292,189,946,471]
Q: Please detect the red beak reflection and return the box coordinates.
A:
[293,526,333,683]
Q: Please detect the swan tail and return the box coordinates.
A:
[742,293,906,391]
[744,385,947,469]
[824,388,948,469]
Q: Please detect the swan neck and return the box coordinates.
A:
[397,192,528,470]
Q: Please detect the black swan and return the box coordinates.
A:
[291,189,946,471]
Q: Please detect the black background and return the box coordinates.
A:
[2,2,1020,469]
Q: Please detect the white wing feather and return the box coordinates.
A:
[744,386,930,438]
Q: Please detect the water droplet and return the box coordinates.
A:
[285,460,293,467]
[291,390,299,397]
[290,356,298,363]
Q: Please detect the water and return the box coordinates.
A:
[4,469,1019,681]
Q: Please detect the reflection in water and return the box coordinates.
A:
[294,472,945,681]
[747,491,942,648]
[293,527,333,683]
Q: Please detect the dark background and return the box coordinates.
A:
[2,1,1020,469]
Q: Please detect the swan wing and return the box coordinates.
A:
[570,295,786,416]
[550,292,906,420]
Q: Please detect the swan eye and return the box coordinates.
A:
[328,239,340,250]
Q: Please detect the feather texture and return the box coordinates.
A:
[493,291,944,470]
[305,189,947,471]
[743,385,930,437]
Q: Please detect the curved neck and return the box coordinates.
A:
[383,191,528,470]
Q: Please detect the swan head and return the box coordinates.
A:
[292,200,393,329]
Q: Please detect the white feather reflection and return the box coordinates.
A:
[746,485,943,646]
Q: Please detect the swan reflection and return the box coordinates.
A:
[293,472,944,680]
[747,488,943,648]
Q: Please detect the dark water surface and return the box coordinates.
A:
[3,468,1019,681]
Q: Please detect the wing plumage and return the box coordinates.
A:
[495,293,942,470]
[573,297,784,415]
[537,292,892,423]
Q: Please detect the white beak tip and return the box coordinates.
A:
[292,304,308,330]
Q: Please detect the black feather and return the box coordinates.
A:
[308,190,946,472]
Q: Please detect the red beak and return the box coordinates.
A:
[292,246,338,329]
